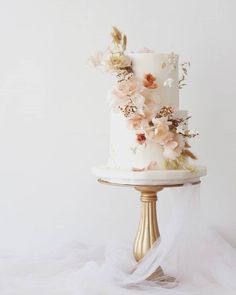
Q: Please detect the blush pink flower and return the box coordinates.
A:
[127,108,150,130]
[150,117,171,144]
[163,133,185,160]
[112,79,139,99]
[132,161,158,172]
[128,114,146,129]
[143,73,158,89]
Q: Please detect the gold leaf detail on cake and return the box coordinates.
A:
[161,62,166,69]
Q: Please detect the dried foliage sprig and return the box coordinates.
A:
[164,155,198,172]
[182,149,197,160]
[111,26,127,52]
[179,62,190,89]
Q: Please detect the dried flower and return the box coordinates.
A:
[182,149,197,160]
[143,73,158,89]
[111,27,122,44]
[118,95,145,118]
[156,106,174,119]
[111,27,127,52]
[119,99,137,118]
[116,70,133,83]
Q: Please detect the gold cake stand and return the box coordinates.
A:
[98,178,201,282]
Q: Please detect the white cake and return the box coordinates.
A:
[108,53,189,170]
[90,27,200,174]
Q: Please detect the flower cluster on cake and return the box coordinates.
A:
[89,27,199,172]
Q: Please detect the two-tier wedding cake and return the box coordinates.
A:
[90,27,206,184]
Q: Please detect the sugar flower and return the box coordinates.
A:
[111,79,145,116]
[106,53,131,71]
[132,161,158,172]
[112,79,139,99]
[136,133,146,145]
[143,73,158,89]
[128,114,147,130]
[150,117,171,144]
[163,133,185,160]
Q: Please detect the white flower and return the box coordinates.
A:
[132,93,145,115]
[106,53,131,71]
[163,78,174,88]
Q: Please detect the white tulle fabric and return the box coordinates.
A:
[1,184,236,295]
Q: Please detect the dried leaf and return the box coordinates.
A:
[185,142,191,148]
[122,34,127,51]
[111,26,122,44]
[182,149,197,160]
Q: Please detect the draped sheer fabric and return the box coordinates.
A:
[0,184,236,295]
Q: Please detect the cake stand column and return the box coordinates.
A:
[133,186,163,261]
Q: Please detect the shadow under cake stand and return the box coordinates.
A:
[93,165,207,281]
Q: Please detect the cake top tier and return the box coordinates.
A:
[127,52,179,109]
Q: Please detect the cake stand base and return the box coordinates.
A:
[97,170,204,282]
[133,184,184,284]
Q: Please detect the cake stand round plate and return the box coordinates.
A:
[92,165,207,186]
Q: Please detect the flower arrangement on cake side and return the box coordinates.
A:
[89,27,198,172]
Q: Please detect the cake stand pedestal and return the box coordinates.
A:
[94,166,206,281]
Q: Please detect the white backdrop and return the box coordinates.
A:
[0,0,236,255]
